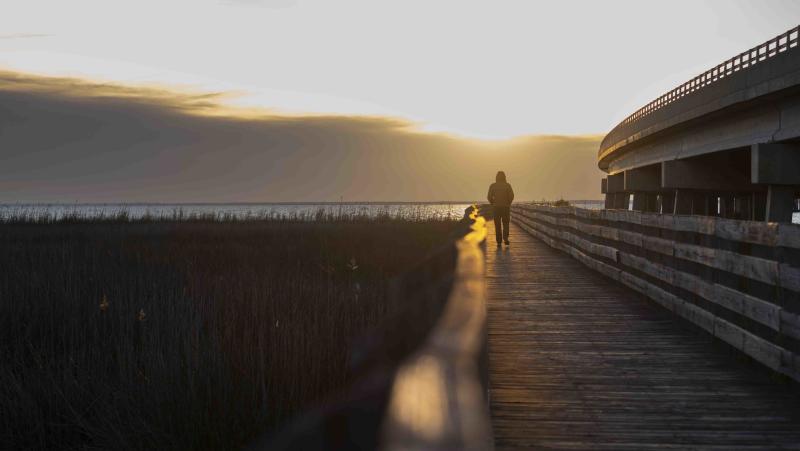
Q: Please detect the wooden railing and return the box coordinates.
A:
[251,205,493,450]
[380,204,492,450]
[512,204,800,383]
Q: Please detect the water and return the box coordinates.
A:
[566,200,605,210]
[0,203,475,221]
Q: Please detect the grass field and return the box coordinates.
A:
[0,212,459,450]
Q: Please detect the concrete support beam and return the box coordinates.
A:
[752,143,800,184]
[601,178,608,194]
[766,185,796,222]
[662,157,754,191]
[604,193,613,209]
[607,173,625,193]
[624,164,661,192]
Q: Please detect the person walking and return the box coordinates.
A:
[487,171,514,246]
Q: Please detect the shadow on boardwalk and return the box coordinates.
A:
[487,221,800,450]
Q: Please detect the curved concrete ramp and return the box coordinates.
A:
[487,221,800,449]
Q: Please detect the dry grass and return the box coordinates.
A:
[0,212,458,450]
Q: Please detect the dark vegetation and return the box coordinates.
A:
[0,211,459,450]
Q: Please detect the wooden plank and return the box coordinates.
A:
[674,242,716,267]
[779,263,800,293]
[777,223,800,249]
[603,209,620,222]
[714,316,746,350]
[620,210,643,225]
[676,300,716,333]
[715,218,778,246]
[618,229,643,247]
[674,271,715,301]
[600,225,620,241]
[781,310,800,341]
[575,221,601,238]
[658,214,675,230]
[573,207,595,219]
[640,212,661,228]
[783,349,800,383]
[619,271,648,295]
[743,333,783,371]
[641,235,674,256]
[619,252,674,284]
[714,250,779,285]
[713,284,781,331]
[554,217,570,228]
[646,280,682,312]
[672,215,716,235]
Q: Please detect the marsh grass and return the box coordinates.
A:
[0,211,458,450]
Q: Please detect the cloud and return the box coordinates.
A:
[220,0,297,8]
[0,33,52,40]
[0,70,604,203]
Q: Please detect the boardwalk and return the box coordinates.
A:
[486,221,800,450]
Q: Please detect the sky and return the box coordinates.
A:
[2,0,799,138]
[0,1,798,202]
[0,72,603,202]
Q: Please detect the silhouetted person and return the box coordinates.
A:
[488,171,514,246]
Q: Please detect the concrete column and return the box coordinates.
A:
[752,143,799,222]
[661,191,675,214]
[604,193,613,209]
[753,192,767,221]
[645,193,659,213]
[734,196,751,220]
[674,190,692,214]
[766,185,795,223]
[720,194,735,218]
[692,192,710,216]
[632,192,646,211]
[614,193,631,210]
[752,143,800,185]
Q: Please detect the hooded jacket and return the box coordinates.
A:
[487,172,514,207]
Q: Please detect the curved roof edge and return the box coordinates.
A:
[599,26,800,172]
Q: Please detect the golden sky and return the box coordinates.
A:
[2,0,799,138]
[0,71,603,202]
[2,1,798,201]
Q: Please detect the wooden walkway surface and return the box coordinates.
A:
[486,221,800,450]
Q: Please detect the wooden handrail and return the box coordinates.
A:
[380,205,491,450]
[250,205,492,450]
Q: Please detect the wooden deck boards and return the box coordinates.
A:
[487,221,800,450]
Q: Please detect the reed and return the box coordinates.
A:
[0,212,457,450]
